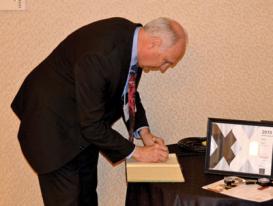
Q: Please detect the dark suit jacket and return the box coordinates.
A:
[11,17,149,174]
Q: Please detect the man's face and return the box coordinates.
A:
[139,39,186,73]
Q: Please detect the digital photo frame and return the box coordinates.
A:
[205,118,273,179]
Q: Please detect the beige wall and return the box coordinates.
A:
[1,1,273,205]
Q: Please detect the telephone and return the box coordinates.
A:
[177,136,207,154]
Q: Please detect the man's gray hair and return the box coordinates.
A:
[143,17,179,48]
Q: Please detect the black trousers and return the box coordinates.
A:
[38,145,99,206]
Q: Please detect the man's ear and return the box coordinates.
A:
[149,36,162,49]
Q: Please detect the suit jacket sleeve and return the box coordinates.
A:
[74,53,135,163]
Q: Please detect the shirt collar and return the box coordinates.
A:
[130,27,141,67]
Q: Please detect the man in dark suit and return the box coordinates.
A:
[11,17,187,205]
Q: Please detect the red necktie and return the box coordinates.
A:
[128,66,137,142]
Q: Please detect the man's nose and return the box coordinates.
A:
[160,66,169,73]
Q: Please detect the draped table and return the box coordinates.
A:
[125,144,273,206]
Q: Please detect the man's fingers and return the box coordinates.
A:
[153,137,165,145]
[154,143,168,152]
[132,144,169,163]
[154,144,169,162]
[156,150,168,162]
[159,148,169,161]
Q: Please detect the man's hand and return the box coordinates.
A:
[140,128,165,146]
[133,128,169,162]
[132,144,169,163]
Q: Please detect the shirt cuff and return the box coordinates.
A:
[133,126,149,139]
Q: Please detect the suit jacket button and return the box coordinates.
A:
[79,146,85,151]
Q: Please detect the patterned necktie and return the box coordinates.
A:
[128,64,137,142]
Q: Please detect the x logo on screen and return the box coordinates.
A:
[209,124,237,168]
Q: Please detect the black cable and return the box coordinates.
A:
[177,137,207,154]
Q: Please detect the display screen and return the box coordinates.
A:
[205,118,273,179]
